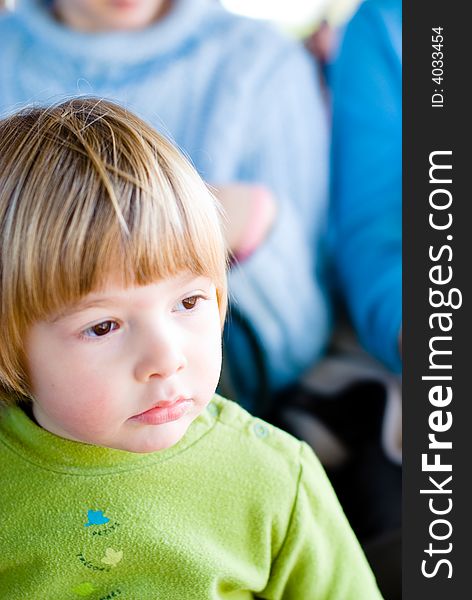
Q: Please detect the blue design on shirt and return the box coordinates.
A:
[84,510,110,527]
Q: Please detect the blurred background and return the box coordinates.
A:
[220,0,359,33]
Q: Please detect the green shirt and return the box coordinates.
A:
[0,395,382,599]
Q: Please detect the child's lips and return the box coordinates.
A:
[130,397,193,425]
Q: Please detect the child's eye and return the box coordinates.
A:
[174,295,203,312]
[82,320,120,338]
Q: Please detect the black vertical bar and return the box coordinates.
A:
[404,1,470,598]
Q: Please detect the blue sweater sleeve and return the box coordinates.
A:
[227,41,331,396]
[331,0,402,372]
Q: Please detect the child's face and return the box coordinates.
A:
[25,271,222,453]
[53,0,171,32]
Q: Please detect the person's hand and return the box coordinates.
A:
[212,184,277,262]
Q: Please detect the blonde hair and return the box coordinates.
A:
[0,98,228,401]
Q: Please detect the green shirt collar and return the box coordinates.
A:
[0,399,219,475]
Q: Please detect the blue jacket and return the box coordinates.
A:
[0,0,330,408]
[331,0,402,372]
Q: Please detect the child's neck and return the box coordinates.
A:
[21,401,39,425]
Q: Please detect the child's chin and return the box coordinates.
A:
[124,423,191,454]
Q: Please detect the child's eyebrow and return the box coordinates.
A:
[50,297,121,323]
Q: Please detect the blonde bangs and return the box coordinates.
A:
[0,99,227,399]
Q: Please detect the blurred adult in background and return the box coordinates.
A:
[331,0,402,373]
[0,0,330,412]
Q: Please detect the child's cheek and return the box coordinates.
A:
[49,376,117,438]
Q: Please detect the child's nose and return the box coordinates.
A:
[134,329,187,382]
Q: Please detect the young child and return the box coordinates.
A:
[0,99,382,599]
[0,0,331,411]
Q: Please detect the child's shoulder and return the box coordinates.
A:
[213,394,302,450]
[207,395,311,492]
